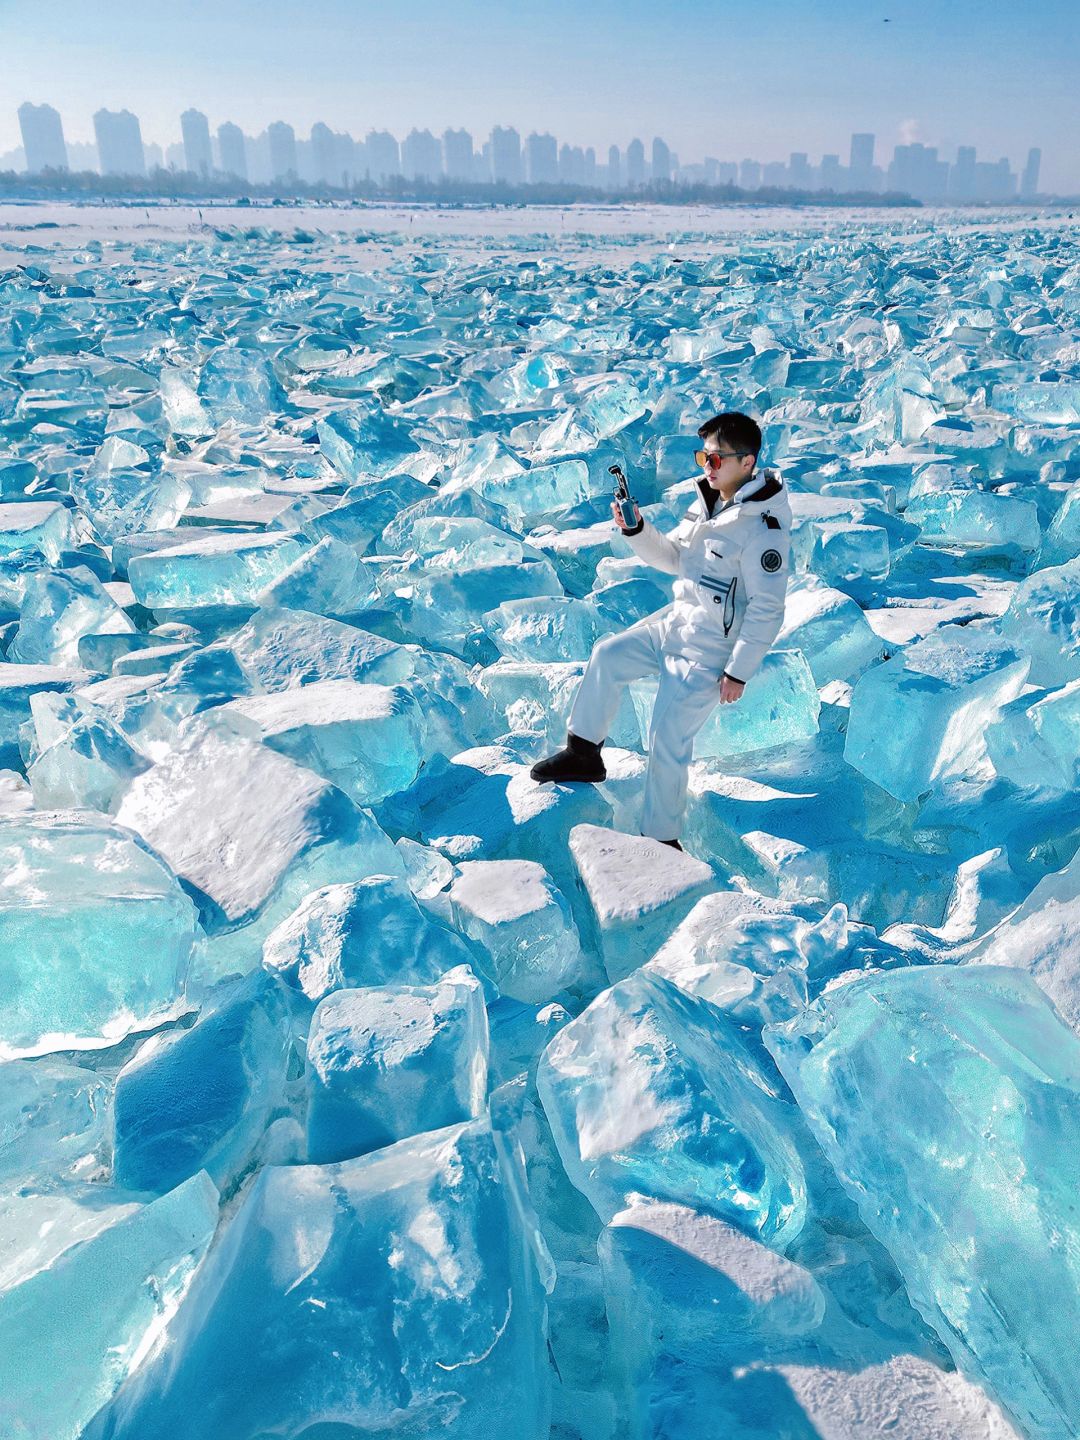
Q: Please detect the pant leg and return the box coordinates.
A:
[641,658,724,840]
[568,621,664,745]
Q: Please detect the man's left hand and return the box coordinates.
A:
[719,674,745,704]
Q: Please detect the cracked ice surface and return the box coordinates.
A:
[1,202,1078,1438]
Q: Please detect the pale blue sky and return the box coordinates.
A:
[5,0,1079,189]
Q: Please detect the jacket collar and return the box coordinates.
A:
[694,470,782,517]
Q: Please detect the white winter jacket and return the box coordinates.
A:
[623,470,792,681]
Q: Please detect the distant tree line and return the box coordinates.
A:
[0,165,922,208]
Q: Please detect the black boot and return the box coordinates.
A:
[530,732,606,784]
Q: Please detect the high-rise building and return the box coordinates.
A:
[651,137,671,184]
[626,138,645,187]
[180,109,212,177]
[1021,147,1041,198]
[164,142,185,172]
[583,147,597,186]
[217,122,247,180]
[17,102,67,173]
[739,159,762,190]
[558,144,586,185]
[788,152,812,189]
[402,129,441,181]
[310,123,338,185]
[762,161,787,188]
[267,122,298,181]
[950,145,977,202]
[93,109,145,177]
[144,141,164,171]
[365,131,400,183]
[849,132,875,191]
[490,126,522,184]
[607,144,621,189]
[442,128,473,181]
[819,154,843,191]
[715,161,738,186]
[526,132,558,184]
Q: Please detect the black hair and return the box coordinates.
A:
[697,411,762,459]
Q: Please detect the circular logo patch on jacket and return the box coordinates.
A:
[760,549,783,572]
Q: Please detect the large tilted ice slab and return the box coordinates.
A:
[767,965,1080,1440]
[0,812,200,1058]
[537,969,806,1242]
[0,1173,218,1440]
[84,1122,552,1440]
[845,629,1029,801]
[568,824,714,983]
[127,531,307,612]
[116,724,402,965]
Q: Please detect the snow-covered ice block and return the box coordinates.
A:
[127,531,307,611]
[219,679,426,806]
[568,824,714,984]
[632,649,820,763]
[845,629,1029,802]
[228,605,413,691]
[263,873,477,1001]
[0,500,74,564]
[777,578,886,685]
[116,724,402,957]
[0,1057,110,1187]
[306,965,487,1162]
[84,1121,552,1440]
[0,812,199,1058]
[768,965,1080,1440]
[0,1173,218,1440]
[538,969,805,1240]
[1000,557,1080,688]
[448,859,591,1003]
[113,971,292,1195]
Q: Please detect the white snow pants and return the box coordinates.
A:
[568,619,726,842]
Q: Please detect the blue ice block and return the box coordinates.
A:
[84,1122,552,1440]
[767,965,1080,1440]
[306,965,488,1162]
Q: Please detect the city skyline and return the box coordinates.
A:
[3,0,1078,191]
[9,103,1048,205]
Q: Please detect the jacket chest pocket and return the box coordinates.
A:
[697,541,740,635]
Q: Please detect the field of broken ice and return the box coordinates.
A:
[3,206,1080,1439]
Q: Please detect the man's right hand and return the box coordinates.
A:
[611,501,641,533]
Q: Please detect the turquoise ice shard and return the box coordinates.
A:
[448,859,590,1003]
[482,595,609,663]
[844,629,1029,802]
[0,1172,218,1440]
[115,723,403,951]
[217,679,427,806]
[766,965,1080,1440]
[1000,558,1080,687]
[476,458,592,521]
[985,679,1080,791]
[0,663,91,768]
[158,366,212,438]
[537,969,806,1243]
[777,578,885,684]
[197,346,286,425]
[84,1121,552,1440]
[905,489,1041,554]
[317,406,421,482]
[127,531,308,611]
[113,971,293,1195]
[306,965,488,1162]
[262,875,479,1001]
[8,566,135,666]
[0,1058,110,1187]
[254,534,379,614]
[0,812,199,1058]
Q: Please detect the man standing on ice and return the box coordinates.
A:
[531,412,791,850]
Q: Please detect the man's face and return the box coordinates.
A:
[701,437,755,493]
